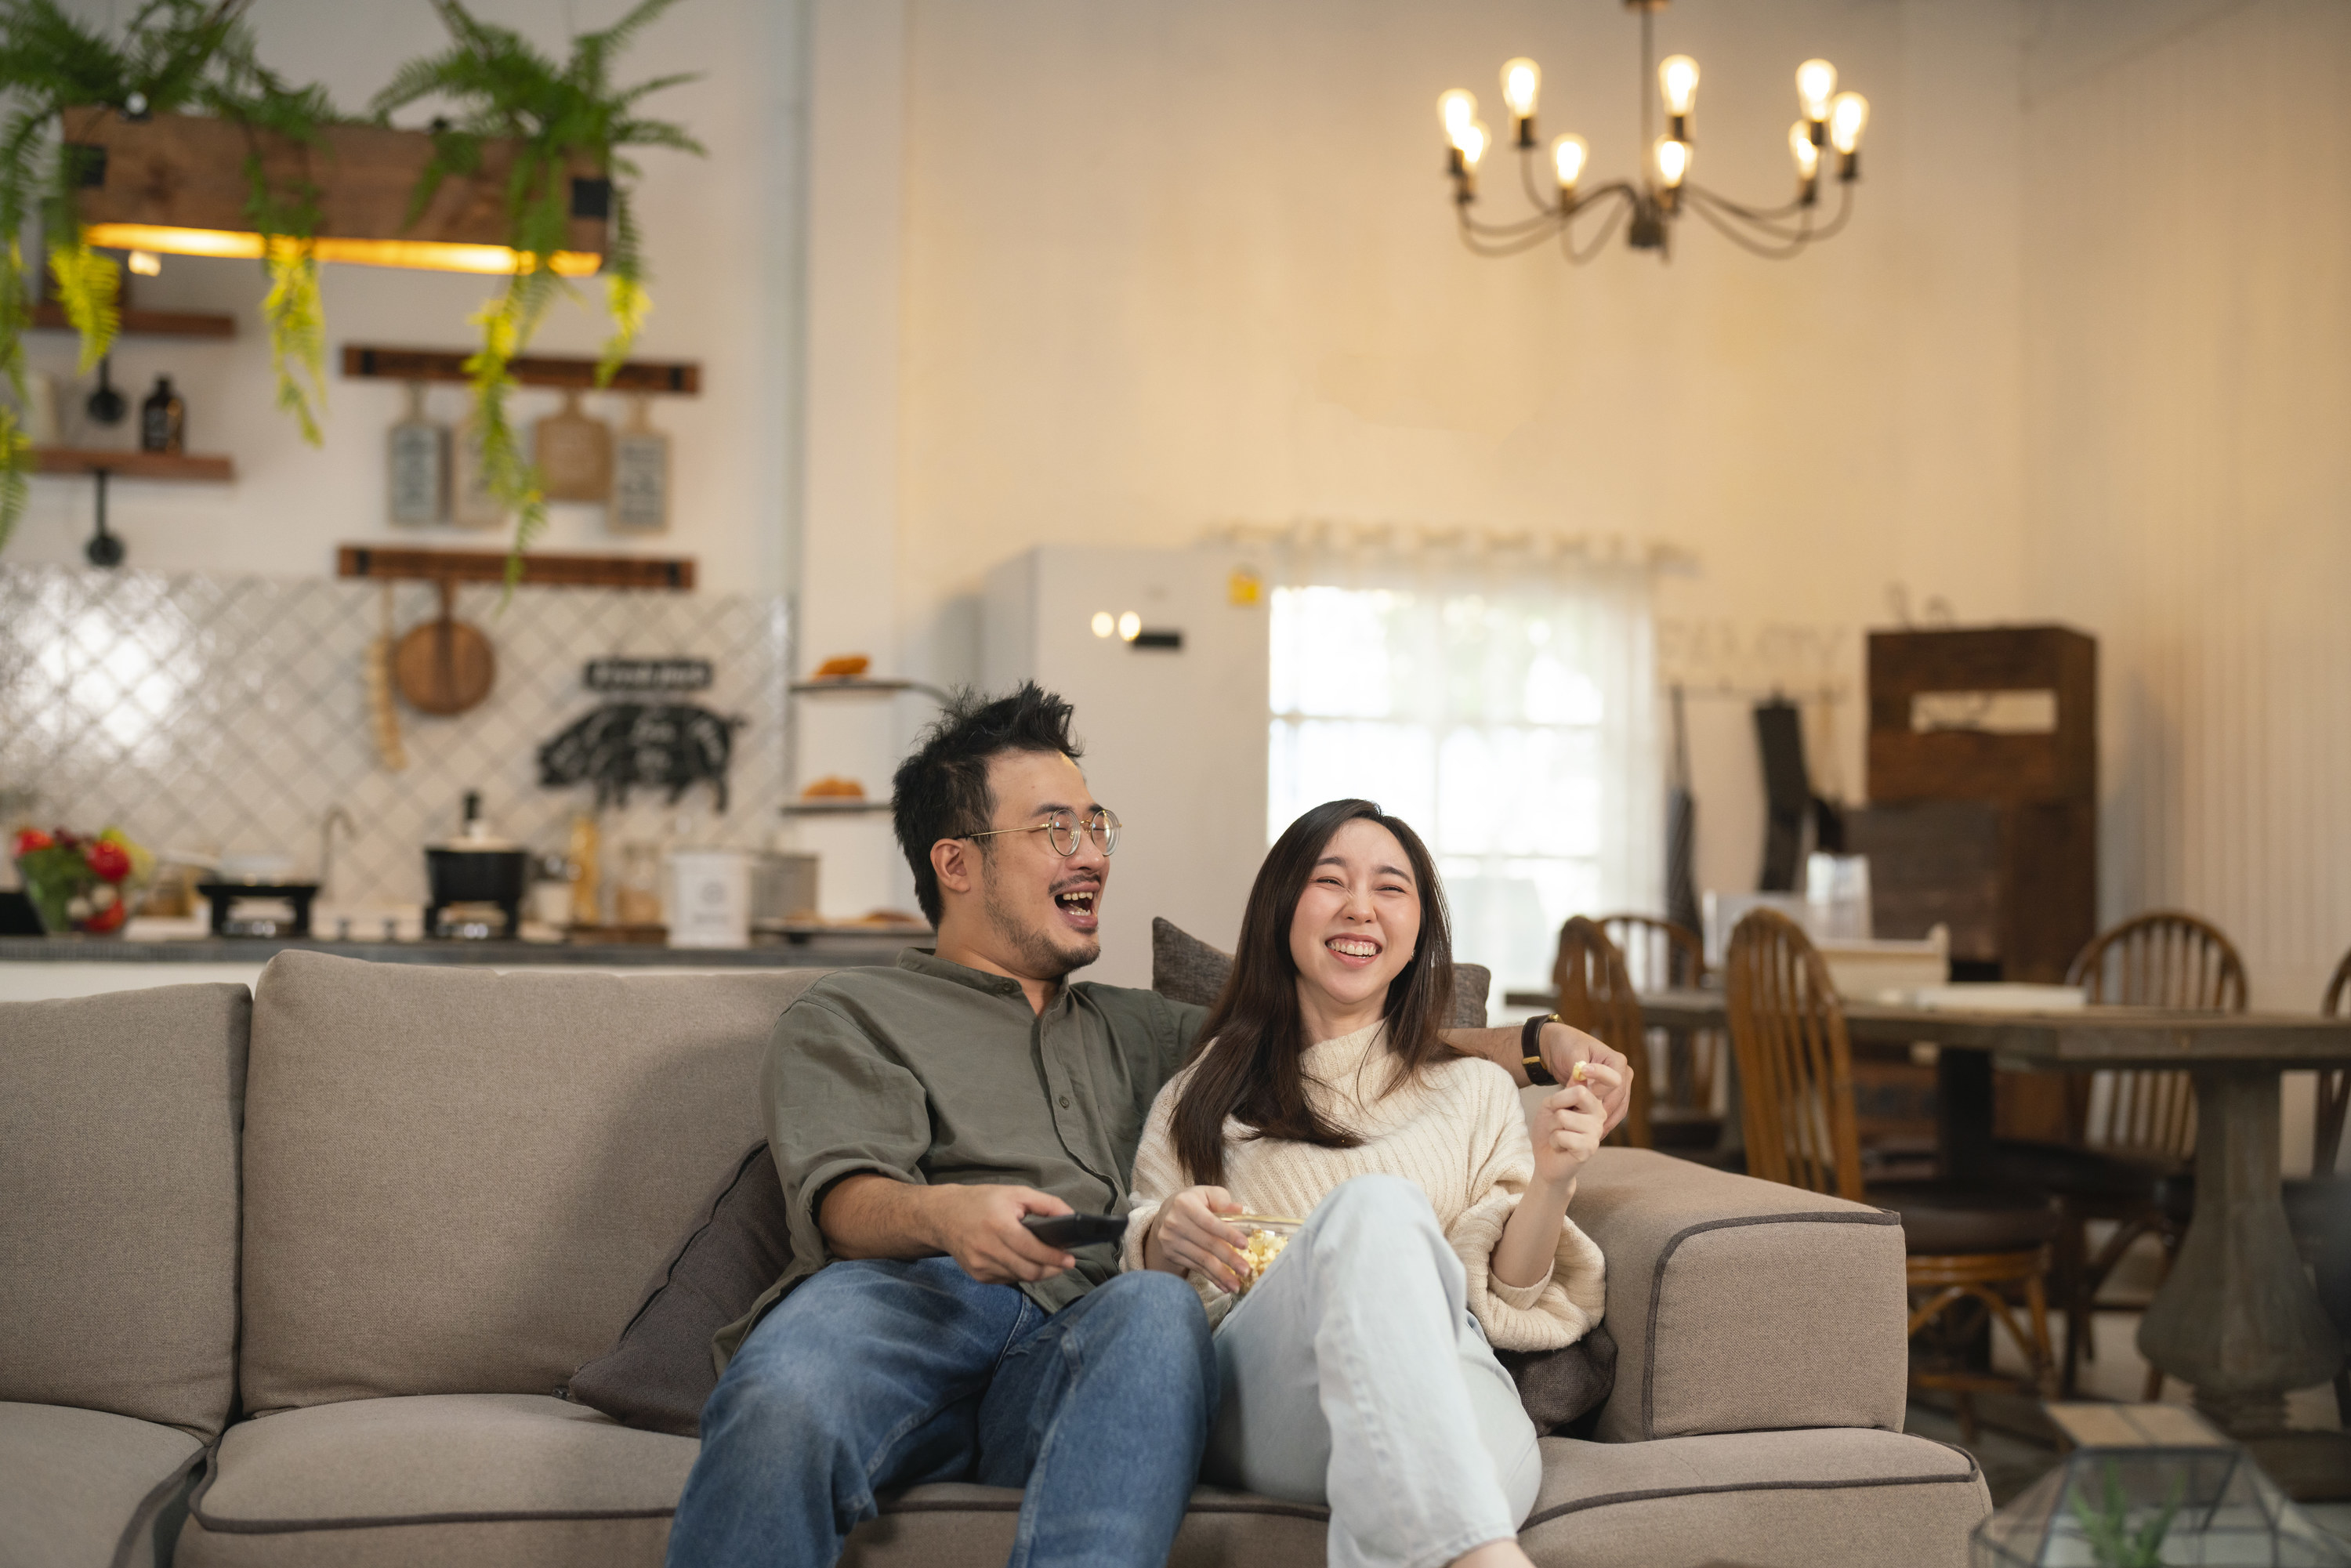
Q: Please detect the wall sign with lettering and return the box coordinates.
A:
[585,657,714,693]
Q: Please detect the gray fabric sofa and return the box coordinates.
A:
[0,951,1991,1567]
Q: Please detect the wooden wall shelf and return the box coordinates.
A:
[337,545,695,590]
[34,448,234,482]
[31,302,236,339]
[341,345,700,396]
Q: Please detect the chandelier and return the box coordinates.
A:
[1437,1,1870,263]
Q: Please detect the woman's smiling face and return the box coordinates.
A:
[1288,817,1423,1028]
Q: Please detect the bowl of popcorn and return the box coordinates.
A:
[1229,1215,1302,1295]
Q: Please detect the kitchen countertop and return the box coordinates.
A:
[0,935,918,967]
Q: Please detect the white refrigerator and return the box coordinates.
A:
[983,545,1273,990]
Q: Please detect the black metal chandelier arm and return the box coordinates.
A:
[1679,186,1818,245]
[1455,206,1573,258]
[1680,182,1810,226]
[1564,189,1634,264]
[1454,191,1570,239]
[1802,177,1857,242]
[1682,189,1815,259]
[1457,208,1567,241]
[1516,145,1559,215]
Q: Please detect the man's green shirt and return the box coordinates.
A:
[713,948,1207,1367]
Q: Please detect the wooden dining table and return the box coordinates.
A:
[1630,987,2351,1439]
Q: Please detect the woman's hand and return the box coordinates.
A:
[1528,1079,1607,1193]
[1538,1023,1635,1137]
[1144,1185,1250,1293]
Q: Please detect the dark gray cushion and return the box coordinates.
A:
[567,1143,793,1437]
[1150,916,1492,1028]
[1497,1321,1617,1436]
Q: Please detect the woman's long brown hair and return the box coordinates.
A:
[1171,798,1458,1187]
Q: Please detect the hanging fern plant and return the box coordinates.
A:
[0,0,336,550]
[371,0,702,587]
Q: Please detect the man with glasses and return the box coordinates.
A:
[667,683,1630,1568]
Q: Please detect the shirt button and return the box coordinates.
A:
[1058,1095,1071,1109]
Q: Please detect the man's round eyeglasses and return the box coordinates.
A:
[963,809,1121,857]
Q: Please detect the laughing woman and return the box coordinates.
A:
[1121,798,1612,1568]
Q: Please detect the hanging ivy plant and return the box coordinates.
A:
[0,0,336,549]
[371,0,701,585]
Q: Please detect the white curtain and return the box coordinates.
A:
[1262,527,1661,998]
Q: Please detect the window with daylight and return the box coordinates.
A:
[1267,567,1659,998]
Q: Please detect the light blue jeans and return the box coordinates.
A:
[1206,1173,1544,1568]
[665,1256,1215,1568]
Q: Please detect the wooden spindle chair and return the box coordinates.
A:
[1726,909,2059,1443]
[2303,951,2351,1421]
[1553,917,1651,1149]
[2037,912,2246,1396]
[1598,914,1726,1152]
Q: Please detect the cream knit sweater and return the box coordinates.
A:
[1121,1020,1605,1351]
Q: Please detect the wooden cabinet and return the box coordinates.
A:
[1849,626,2097,984]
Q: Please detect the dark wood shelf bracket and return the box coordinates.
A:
[338,545,696,591]
[340,345,700,395]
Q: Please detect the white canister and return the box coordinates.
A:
[666,849,750,948]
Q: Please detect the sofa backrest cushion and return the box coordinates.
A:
[239,951,825,1414]
[1568,1148,1910,1443]
[0,983,249,1439]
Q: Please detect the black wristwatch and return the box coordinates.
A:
[1520,1012,1561,1086]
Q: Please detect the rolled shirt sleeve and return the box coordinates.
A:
[763,998,933,1274]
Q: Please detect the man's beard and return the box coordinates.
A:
[980,871,1099,980]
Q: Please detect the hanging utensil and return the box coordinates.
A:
[368,583,408,769]
[393,578,495,716]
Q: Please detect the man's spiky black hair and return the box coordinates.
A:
[891,683,1084,924]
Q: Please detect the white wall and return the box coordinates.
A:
[2020,0,2351,1010]
[2018,0,2351,1169]
[5,0,806,595]
[802,0,2034,927]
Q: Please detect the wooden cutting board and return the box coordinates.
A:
[393,579,494,715]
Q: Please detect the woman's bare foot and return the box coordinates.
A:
[1453,1539,1535,1568]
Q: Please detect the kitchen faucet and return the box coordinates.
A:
[318,806,358,902]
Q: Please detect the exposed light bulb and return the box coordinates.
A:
[1796,59,1837,122]
[1551,133,1588,190]
[1118,611,1141,642]
[127,250,161,277]
[1500,57,1541,121]
[1659,55,1700,118]
[1654,136,1690,189]
[1788,121,1820,178]
[1091,611,1115,639]
[1461,120,1491,170]
[1437,89,1476,144]
[1828,92,1869,154]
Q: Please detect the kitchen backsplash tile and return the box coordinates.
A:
[0,563,792,917]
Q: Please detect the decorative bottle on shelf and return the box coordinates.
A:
[449,411,509,530]
[139,375,184,454]
[387,381,447,526]
[610,395,670,532]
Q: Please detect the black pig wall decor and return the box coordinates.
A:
[538,703,745,810]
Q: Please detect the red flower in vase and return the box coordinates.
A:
[13,828,53,856]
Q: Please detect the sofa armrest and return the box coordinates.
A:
[1572,1148,1909,1443]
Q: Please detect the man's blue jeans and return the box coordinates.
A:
[665,1257,1215,1567]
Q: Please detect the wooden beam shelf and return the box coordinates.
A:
[31,302,236,339]
[34,448,234,482]
[337,545,695,590]
[340,345,700,396]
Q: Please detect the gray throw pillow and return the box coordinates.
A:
[566,1143,791,1436]
[1496,1320,1617,1435]
[1151,916,1493,1028]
